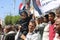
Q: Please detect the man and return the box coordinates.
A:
[54,18,60,40]
[49,12,55,40]
[4,25,16,40]
[21,19,41,40]
[42,12,55,40]
[16,10,32,40]
[19,10,30,35]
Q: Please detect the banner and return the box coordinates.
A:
[40,0,60,13]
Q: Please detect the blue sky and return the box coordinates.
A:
[0,0,22,20]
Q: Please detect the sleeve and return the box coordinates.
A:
[15,31,19,40]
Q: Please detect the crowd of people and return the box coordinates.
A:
[0,7,60,40]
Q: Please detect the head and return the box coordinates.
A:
[14,24,21,31]
[56,7,60,18]
[48,12,55,21]
[37,17,43,24]
[4,25,13,33]
[28,19,36,32]
[43,14,49,23]
[20,11,28,19]
[54,18,60,34]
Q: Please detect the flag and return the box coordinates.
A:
[40,0,60,13]
[19,3,25,14]
[33,0,42,15]
[22,0,30,9]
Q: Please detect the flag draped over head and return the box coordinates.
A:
[19,3,25,14]
[19,0,30,14]
[33,0,42,15]
[19,3,25,10]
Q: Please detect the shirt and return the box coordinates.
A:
[54,33,60,40]
[49,24,55,40]
[42,24,50,40]
[25,32,41,40]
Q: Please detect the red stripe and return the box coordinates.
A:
[19,3,23,9]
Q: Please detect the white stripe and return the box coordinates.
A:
[20,5,25,10]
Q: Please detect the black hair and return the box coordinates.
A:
[49,12,55,17]
[44,14,48,20]
[29,19,36,26]
[6,25,13,32]
[0,24,2,28]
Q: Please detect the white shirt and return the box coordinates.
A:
[54,33,60,40]
[42,24,50,40]
[15,30,20,40]
[25,32,41,40]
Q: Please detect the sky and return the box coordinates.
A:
[0,0,22,20]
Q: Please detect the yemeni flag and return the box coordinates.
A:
[22,0,30,9]
[19,3,25,14]
[19,0,30,14]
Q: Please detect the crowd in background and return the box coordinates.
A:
[0,7,60,40]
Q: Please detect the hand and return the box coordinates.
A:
[21,34,26,40]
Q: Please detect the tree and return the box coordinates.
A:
[5,15,20,25]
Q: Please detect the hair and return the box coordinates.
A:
[37,17,43,23]
[5,25,14,32]
[0,24,3,31]
[49,12,55,17]
[14,24,21,31]
[44,14,48,20]
[29,19,36,26]
[0,24,2,28]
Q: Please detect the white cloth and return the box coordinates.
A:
[15,30,20,40]
[54,33,60,40]
[42,24,50,40]
[36,23,48,40]
[25,32,41,40]
[0,35,3,40]
[6,31,15,35]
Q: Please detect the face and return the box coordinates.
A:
[37,18,41,24]
[56,13,60,18]
[54,19,60,34]
[20,12,27,19]
[56,10,60,18]
[43,17,48,23]
[28,22,35,32]
[48,14,54,21]
[4,28,8,33]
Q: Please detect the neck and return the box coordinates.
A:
[51,20,55,24]
[29,31,33,33]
